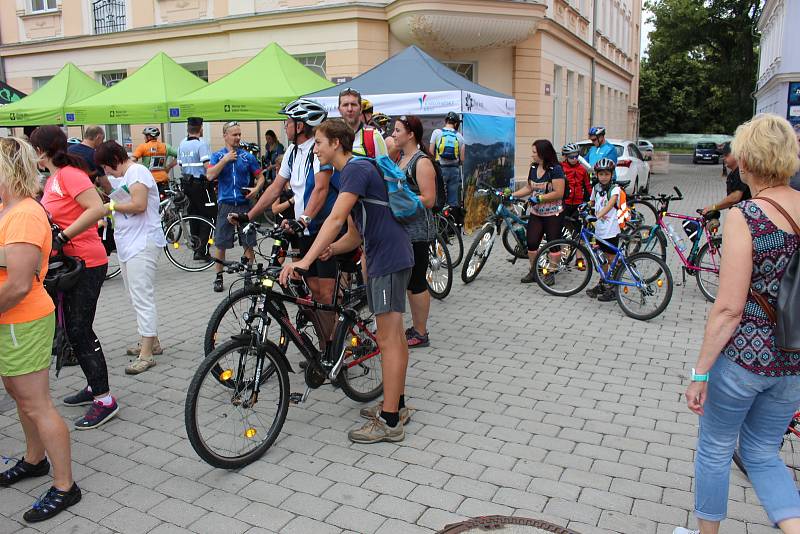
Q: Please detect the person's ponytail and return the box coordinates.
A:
[29,125,89,174]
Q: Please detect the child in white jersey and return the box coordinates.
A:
[586,158,620,302]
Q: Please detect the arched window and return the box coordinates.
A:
[93,0,127,35]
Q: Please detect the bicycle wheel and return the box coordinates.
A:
[185,338,290,469]
[534,239,593,296]
[436,215,463,268]
[105,250,121,280]
[501,224,528,259]
[623,225,667,261]
[629,199,658,230]
[695,237,722,303]
[204,286,290,356]
[613,252,673,321]
[427,235,453,299]
[164,216,216,272]
[461,224,495,284]
[332,312,383,403]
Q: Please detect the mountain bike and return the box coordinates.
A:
[435,205,463,268]
[427,234,453,299]
[733,411,800,485]
[185,258,380,469]
[534,204,674,321]
[623,187,722,302]
[159,183,216,273]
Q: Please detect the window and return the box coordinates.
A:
[99,71,126,87]
[31,0,57,12]
[98,70,131,147]
[552,66,563,146]
[293,54,327,79]
[444,62,476,82]
[181,62,209,82]
[33,76,53,90]
[577,75,585,137]
[565,71,575,143]
[93,0,126,35]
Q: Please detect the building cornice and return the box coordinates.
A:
[755,71,799,98]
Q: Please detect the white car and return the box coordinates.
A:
[577,138,652,194]
[637,139,654,158]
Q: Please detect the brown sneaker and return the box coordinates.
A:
[359,402,412,425]
[125,358,156,375]
[126,343,163,356]
[348,417,404,444]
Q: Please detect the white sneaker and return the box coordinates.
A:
[672,528,699,534]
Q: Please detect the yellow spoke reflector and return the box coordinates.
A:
[219,369,233,381]
[173,243,180,249]
[351,336,358,347]
[209,238,214,245]
[542,268,549,275]
[623,287,629,294]
[244,428,257,439]
[657,279,664,287]
[262,278,274,288]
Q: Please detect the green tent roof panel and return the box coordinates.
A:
[0,63,104,126]
[168,42,333,121]
[65,52,207,125]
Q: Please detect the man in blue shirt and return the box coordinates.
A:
[207,121,265,292]
[585,126,618,167]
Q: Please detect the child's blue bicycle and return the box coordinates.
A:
[534,204,674,321]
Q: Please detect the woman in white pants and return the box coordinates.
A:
[94,141,166,375]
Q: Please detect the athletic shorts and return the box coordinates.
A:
[366,268,412,316]
[215,203,257,250]
[299,234,337,279]
[597,235,620,255]
[408,241,431,295]
[0,313,55,377]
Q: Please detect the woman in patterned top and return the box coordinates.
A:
[675,114,800,534]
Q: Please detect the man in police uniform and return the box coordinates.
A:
[177,117,215,261]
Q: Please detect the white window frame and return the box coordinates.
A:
[552,65,563,147]
[293,54,327,79]
[30,0,57,13]
[444,62,477,82]
[181,62,209,82]
[565,70,575,143]
[33,76,53,90]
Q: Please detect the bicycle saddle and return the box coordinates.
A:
[615,179,631,189]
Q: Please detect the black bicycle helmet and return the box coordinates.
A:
[44,255,84,293]
[594,158,616,172]
[445,111,460,125]
[279,98,328,127]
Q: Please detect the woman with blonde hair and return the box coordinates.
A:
[674,114,800,534]
[0,137,81,522]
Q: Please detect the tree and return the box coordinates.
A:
[639,0,762,136]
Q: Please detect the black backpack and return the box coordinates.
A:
[408,152,447,213]
[749,197,800,353]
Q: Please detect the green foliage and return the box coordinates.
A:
[639,0,762,137]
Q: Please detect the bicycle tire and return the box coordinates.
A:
[105,251,121,280]
[629,199,659,230]
[461,224,495,284]
[332,312,383,403]
[436,215,464,268]
[185,338,290,469]
[613,252,673,321]
[623,225,667,261]
[732,450,747,476]
[164,216,216,272]
[695,237,722,303]
[501,225,528,259]
[427,235,453,299]
[204,286,290,356]
[534,239,593,296]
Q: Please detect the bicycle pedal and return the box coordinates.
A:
[288,392,305,405]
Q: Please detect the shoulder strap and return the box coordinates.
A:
[406,151,426,185]
[363,128,376,159]
[755,196,800,236]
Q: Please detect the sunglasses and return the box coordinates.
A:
[566,155,579,159]
[222,121,240,133]
[339,87,361,99]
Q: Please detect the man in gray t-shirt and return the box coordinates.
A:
[429,112,466,207]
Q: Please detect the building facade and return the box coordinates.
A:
[755,0,800,131]
[0,0,642,176]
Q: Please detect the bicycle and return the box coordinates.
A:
[427,234,453,299]
[97,216,121,280]
[623,187,722,302]
[733,410,800,484]
[185,257,381,469]
[434,205,463,268]
[159,183,217,272]
[461,188,530,284]
[534,204,674,321]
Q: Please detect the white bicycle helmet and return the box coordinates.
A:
[279,98,328,127]
[561,143,580,156]
[143,127,160,138]
[67,137,81,145]
[594,158,616,172]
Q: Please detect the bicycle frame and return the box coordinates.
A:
[656,212,720,273]
[577,227,647,289]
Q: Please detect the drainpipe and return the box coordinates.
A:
[589,0,599,127]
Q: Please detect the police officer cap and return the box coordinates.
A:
[187,117,203,127]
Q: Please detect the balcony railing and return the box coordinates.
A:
[93,0,126,35]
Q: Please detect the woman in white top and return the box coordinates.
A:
[95,141,166,375]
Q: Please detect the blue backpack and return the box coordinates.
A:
[352,155,424,225]
[436,129,461,161]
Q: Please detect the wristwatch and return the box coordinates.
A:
[691,368,709,382]
[299,215,312,227]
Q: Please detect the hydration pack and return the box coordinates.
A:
[353,155,424,225]
[436,129,460,161]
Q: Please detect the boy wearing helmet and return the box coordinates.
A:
[586,158,621,301]
[560,143,591,222]
[132,127,177,194]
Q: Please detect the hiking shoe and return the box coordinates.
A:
[63,387,93,407]
[360,402,412,425]
[672,529,699,534]
[586,282,605,298]
[598,286,616,302]
[0,458,50,487]
[406,328,429,348]
[23,483,81,523]
[74,400,119,430]
[348,417,404,444]
[126,342,163,356]
[125,358,156,375]
[520,270,536,283]
[213,275,224,293]
[193,251,211,262]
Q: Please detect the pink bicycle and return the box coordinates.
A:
[625,187,723,302]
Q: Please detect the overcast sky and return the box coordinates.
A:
[640,7,654,57]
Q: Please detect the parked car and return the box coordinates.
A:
[693,142,720,164]
[637,139,654,158]
[577,139,652,194]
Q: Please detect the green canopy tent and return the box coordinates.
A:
[64,52,207,125]
[0,64,104,126]
[167,42,333,121]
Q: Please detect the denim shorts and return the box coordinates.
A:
[215,203,256,250]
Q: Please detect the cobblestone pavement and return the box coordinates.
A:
[1,162,776,534]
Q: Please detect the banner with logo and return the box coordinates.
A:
[0,81,25,106]
[788,82,800,129]
[461,92,515,117]
[314,91,464,118]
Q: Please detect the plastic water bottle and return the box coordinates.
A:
[666,222,687,252]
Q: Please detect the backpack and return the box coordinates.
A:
[359,127,380,159]
[407,152,447,213]
[352,155,424,225]
[436,129,460,161]
[615,186,631,230]
[748,197,800,353]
